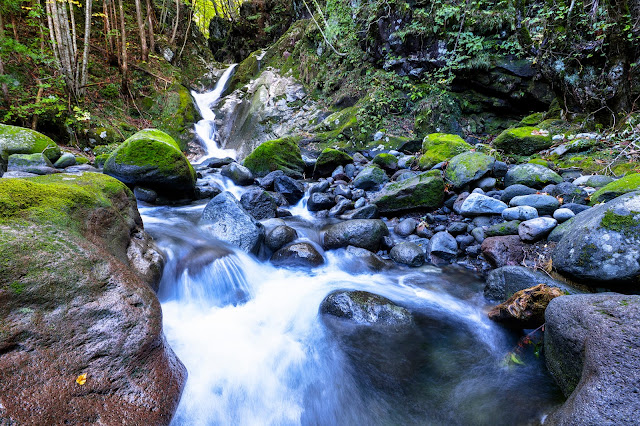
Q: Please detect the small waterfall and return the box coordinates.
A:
[192,64,238,161]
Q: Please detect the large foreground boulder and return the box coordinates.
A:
[104,129,196,199]
[0,173,185,424]
[372,172,444,214]
[200,191,265,254]
[552,192,640,288]
[545,294,640,424]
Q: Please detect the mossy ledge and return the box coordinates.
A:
[243,136,305,178]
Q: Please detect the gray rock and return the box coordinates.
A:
[265,225,298,251]
[484,265,577,301]
[390,242,425,267]
[562,203,591,215]
[492,161,508,178]
[500,184,537,203]
[334,184,352,199]
[544,294,640,425]
[456,234,475,249]
[427,231,458,260]
[274,175,305,204]
[553,208,575,222]
[134,187,158,204]
[476,176,497,191]
[220,162,254,186]
[551,181,589,204]
[504,163,563,189]
[510,194,560,215]
[395,218,418,236]
[340,204,379,220]
[345,246,392,271]
[518,217,557,242]
[447,221,468,235]
[323,219,389,251]
[320,290,413,327]
[452,192,470,214]
[572,174,615,188]
[271,242,325,268]
[459,192,508,216]
[53,153,76,168]
[259,170,285,190]
[485,220,521,237]
[502,206,538,221]
[481,235,526,268]
[0,171,38,178]
[308,179,330,195]
[352,166,388,190]
[471,227,485,243]
[552,192,640,285]
[7,153,59,175]
[444,152,495,189]
[205,157,235,168]
[240,187,278,220]
[307,192,336,211]
[329,198,353,217]
[200,191,265,254]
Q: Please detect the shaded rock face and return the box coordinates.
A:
[488,284,564,328]
[544,294,640,425]
[322,219,389,252]
[390,242,425,267]
[484,265,575,302]
[504,163,562,189]
[481,235,526,268]
[0,173,185,424]
[552,192,640,287]
[240,187,278,220]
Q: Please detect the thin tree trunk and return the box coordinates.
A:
[169,0,179,45]
[134,0,148,61]
[0,13,9,102]
[45,0,60,64]
[177,4,192,61]
[103,0,113,55]
[10,15,18,41]
[145,0,155,53]
[32,79,44,129]
[79,0,92,96]
[118,0,128,93]
[111,0,121,66]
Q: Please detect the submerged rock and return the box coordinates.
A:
[488,284,564,328]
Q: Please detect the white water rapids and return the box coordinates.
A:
[138,69,563,425]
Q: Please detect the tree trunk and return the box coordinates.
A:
[0,13,9,103]
[145,0,156,54]
[134,0,148,61]
[79,0,92,96]
[103,0,113,56]
[118,0,128,93]
[169,0,179,45]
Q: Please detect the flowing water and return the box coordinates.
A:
[139,71,563,425]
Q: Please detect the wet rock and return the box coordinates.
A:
[444,152,495,189]
[518,217,557,242]
[329,198,353,217]
[484,265,577,301]
[7,153,59,175]
[488,284,564,328]
[447,221,468,235]
[553,208,575,222]
[471,227,485,243]
[271,242,325,268]
[492,160,508,178]
[502,206,538,221]
[345,246,392,271]
[352,165,388,190]
[372,172,444,214]
[265,224,298,251]
[510,194,560,215]
[307,192,336,211]
[323,219,389,251]
[334,183,352,199]
[481,235,526,268]
[459,192,508,216]
[500,184,537,203]
[427,231,458,261]
[504,163,562,189]
[544,294,640,424]
[273,175,305,204]
[240,187,278,220]
[200,191,265,254]
[204,156,235,168]
[390,242,425,267]
[134,187,158,204]
[485,220,521,237]
[320,290,413,327]
[258,170,284,190]
[313,148,353,178]
[340,205,379,220]
[53,152,77,168]
[456,234,475,249]
[221,162,254,186]
[552,192,640,286]
[395,218,418,236]
[126,230,165,292]
[195,184,222,200]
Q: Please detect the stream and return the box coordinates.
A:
[138,69,563,425]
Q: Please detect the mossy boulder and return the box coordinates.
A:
[590,174,640,205]
[0,173,185,422]
[493,126,552,156]
[519,112,545,126]
[7,153,57,175]
[372,153,398,171]
[0,124,61,169]
[418,133,471,169]
[243,137,305,178]
[504,163,563,189]
[352,166,388,190]
[313,148,353,178]
[103,129,197,199]
[372,172,445,214]
[444,152,495,189]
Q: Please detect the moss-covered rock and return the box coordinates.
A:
[372,153,398,171]
[485,220,521,237]
[104,129,196,199]
[372,172,444,214]
[243,136,305,178]
[313,148,353,178]
[519,112,545,126]
[419,133,471,169]
[0,124,61,166]
[352,165,388,190]
[94,153,110,168]
[493,126,553,156]
[7,153,56,175]
[444,151,495,189]
[590,174,640,205]
[528,158,553,168]
[504,163,563,189]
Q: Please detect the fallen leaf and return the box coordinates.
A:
[76,373,87,385]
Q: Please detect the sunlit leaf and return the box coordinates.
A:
[76,373,87,385]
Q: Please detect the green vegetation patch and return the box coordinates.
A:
[419,133,471,170]
[600,210,640,236]
[493,126,552,156]
[590,174,640,205]
[243,136,305,178]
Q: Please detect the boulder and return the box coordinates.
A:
[481,235,526,268]
[590,174,640,205]
[265,224,298,251]
[220,162,254,186]
[389,242,425,267]
[242,137,305,178]
[395,218,418,236]
[444,152,495,189]
[352,166,388,190]
[500,184,537,203]
[200,191,265,254]
[551,181,589,204]
[340,205,379,220]
[104,129,196,199]
[485,220,521,237]
[418,133,471,169]
[313,148,353,178]
[307,192,336,211]
[493,126,553,155]
[553,208,575,222]
[458,192,508,216]
[53,152,77,168]
[372,172,444,214]
[504,163,562,189]
[572,174,614,188]
[320,290,413,327]
[552,192,640,286]
[345,246,392,271]
[484,265,576,301]
[329,198,353,216]
[510,194,560,215]
[273,175,305,204]
[322,219,389,251]
[0,173,184,423]
[518,217,557,242]
[240,187,277,220]
[0,124,61,166]
[372,153,398,172]
[488,284,564,328]
[270,242,325,268]
[427,231,458,261]
[502,206,538,221]
[544,294,640,424]
[7,153,59,175]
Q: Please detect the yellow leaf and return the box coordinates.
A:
[76,373,87,385]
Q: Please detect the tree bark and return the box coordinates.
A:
[145,0,156,54]
[79,0,92,96]
[169,0,179,45]
[134,0,148,61]
[118,0,128,93]
[0,13,9,103]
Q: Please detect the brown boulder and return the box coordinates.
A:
[481,235,526,268]
[0,173,185,424]
[488,284,564,328]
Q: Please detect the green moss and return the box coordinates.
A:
[94,154,110,168]
[243,136,305,178]
[612,162,640,176]
[600,210,640,236]
[373,173,445,213]
[144,84,199,151]
[372,153,397,169]
[519,112,545,126]
[313,148,353,178]
[419,133,471,169]
[0,124,61,162]
[493,126,552,156]
[590,174,640,204]
[75,157,89,165]
[528,158,553,167]
[445,151,495,188]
